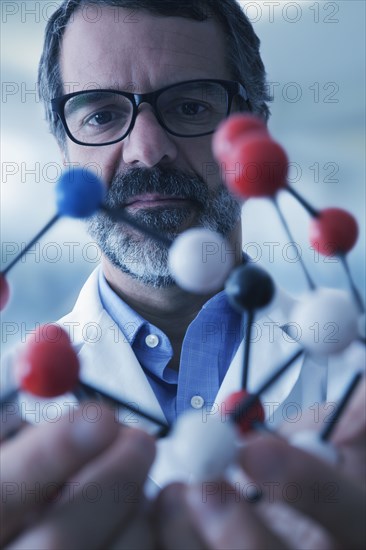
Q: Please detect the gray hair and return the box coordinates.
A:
[38,0,271,151]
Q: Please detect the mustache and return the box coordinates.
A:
[104,167,210,208]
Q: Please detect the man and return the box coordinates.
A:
[2,0,330,488]
[0,0,334,492]
[1,1,365,548]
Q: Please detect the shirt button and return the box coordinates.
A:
[145,334,159,348]
[191,395,205,409]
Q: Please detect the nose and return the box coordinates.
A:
[122,104,178,168]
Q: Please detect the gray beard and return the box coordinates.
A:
[87,167,241,288]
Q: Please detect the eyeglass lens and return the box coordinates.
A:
[63,81,230,144]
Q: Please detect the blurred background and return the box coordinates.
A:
[1,0,365,353]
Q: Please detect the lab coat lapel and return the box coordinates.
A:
[215,287,305,414]
[79,311,166,426]
[59,269,166,430]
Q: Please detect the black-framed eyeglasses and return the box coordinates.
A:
[51,79,251,146]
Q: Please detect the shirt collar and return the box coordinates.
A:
[98,269,146,345]
[98,263,243,345]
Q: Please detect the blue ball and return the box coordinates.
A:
[56,168,105,218]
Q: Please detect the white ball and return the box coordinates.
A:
[169,409,238,481]
[168,228,234,293]
[290,431,339,465]
[289,288,358,356]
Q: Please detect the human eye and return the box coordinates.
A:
[84,107,125,127]
[178,101,208,116]
[168,100,210,118]
[65,93,131,135]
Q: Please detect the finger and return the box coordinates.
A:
[0,398,25,442]
[156,481,285,550]
[240,435,366,550]
[185,481,285,550]
[155,483,209,550]
[8,428,155,550]
[108,507,155,550]
[331,375,366,446]
[0,405,120,545]
[0,420,28,443]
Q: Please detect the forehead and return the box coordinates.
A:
[60,6,231,92]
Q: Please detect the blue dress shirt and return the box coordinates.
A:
[98,270,243,424]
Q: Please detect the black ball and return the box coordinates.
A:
[225,264,275,312]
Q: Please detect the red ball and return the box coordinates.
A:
[212,114,268,162]
[31,324,71,346]
[223,134,288,198]
[224,390,265,434]
[310,208,359,256]
[0,273,10,311]
[17,337,80,398]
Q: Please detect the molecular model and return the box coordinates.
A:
[1,114,365,485]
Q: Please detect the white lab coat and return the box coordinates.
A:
[2,268,329,492]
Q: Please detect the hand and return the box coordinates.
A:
[1,404,156,549]
[154,377,366,549]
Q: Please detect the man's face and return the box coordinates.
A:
[60,7,242,286]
